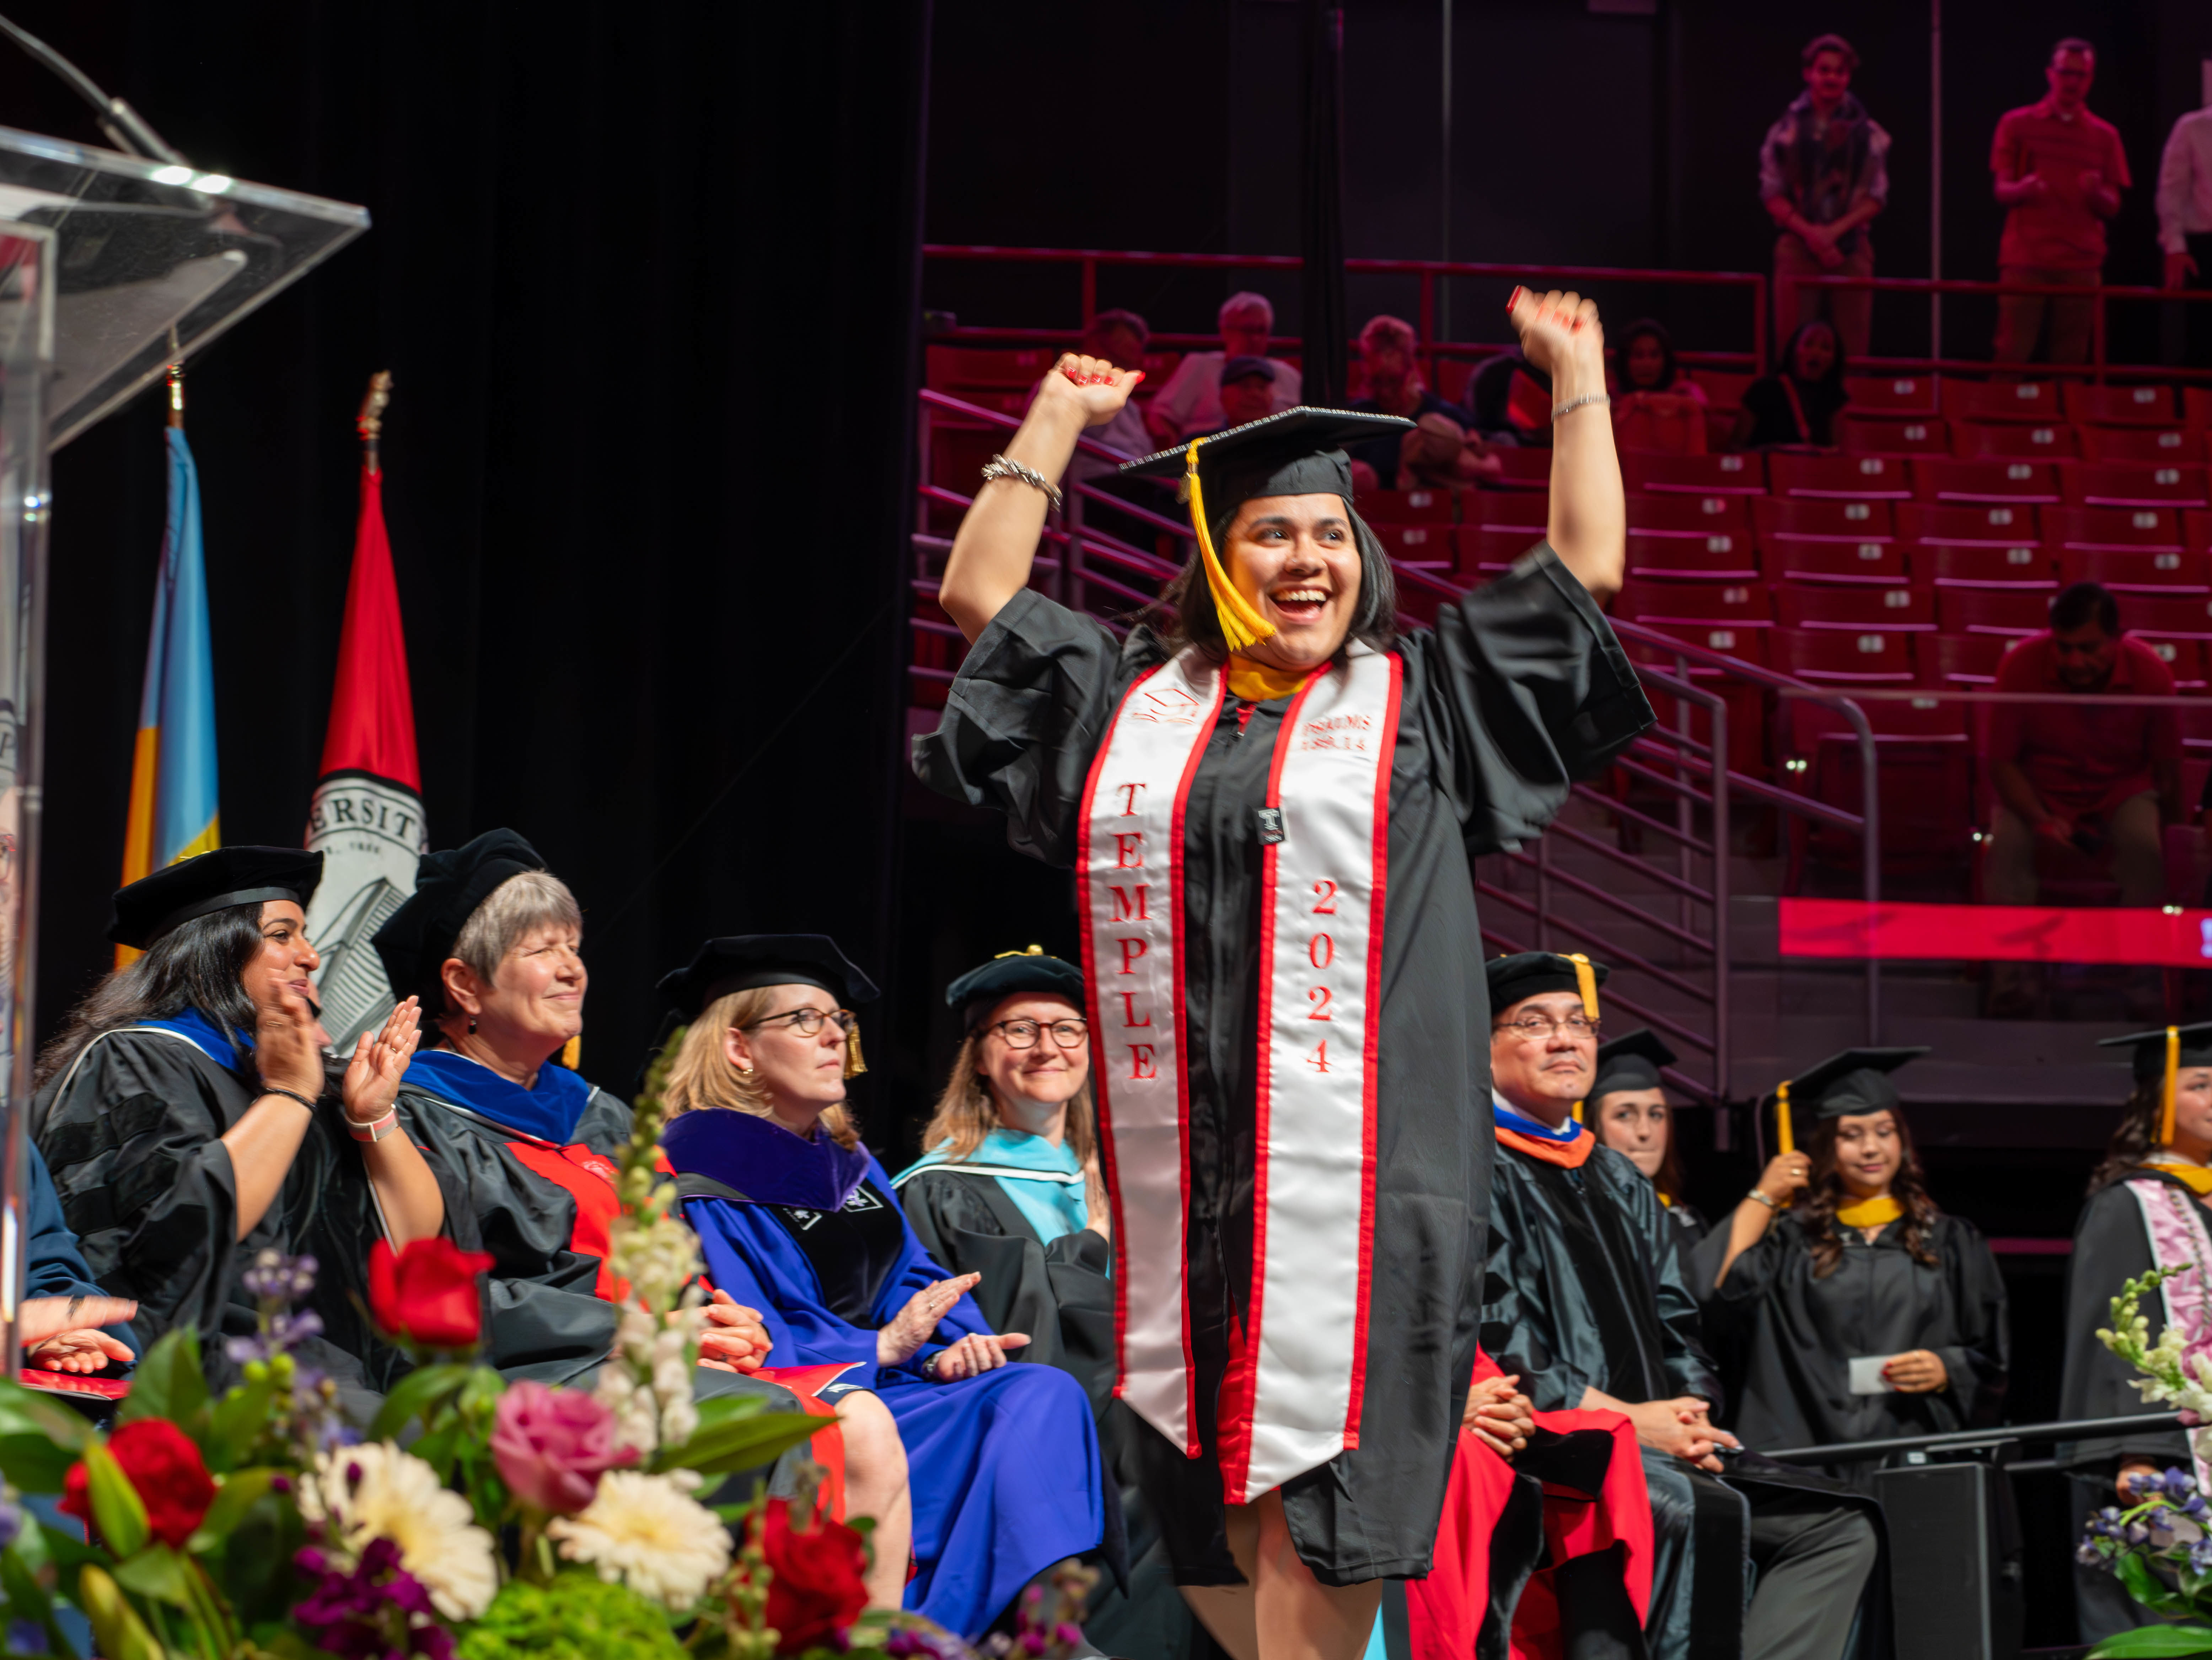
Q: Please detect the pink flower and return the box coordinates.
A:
[489,1381,636,1514]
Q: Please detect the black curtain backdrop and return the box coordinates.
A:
[1,2,928,1103]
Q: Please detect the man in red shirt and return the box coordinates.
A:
[1990,38,2131,366]
[1984,583,2181,1002]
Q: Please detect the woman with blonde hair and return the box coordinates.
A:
[655,934,1110,1646]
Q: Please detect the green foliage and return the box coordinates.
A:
[453,1572,689,1660]
[654,1397,826,1478]
[0,1380,92,1491]
[367,1362,473,1443]
[0,1541,79,1660]
[204,1373,278,1473]
[2088,1626,2212,1658]
[119,1328,209,1439]
[81,1442,150,1559]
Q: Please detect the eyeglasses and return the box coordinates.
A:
[1495,1014,1600,1042]
[985,1018,1090,1050]
[741,1007,858,1038]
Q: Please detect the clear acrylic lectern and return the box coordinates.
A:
[0,125,366,1369]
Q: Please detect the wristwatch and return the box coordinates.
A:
[345,1106,400,1143]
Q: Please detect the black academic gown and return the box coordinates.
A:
[31,1020,400,1401]
[1485,1139,1890,1660]
[914,550,1653,1583]
[2059,1169,2202,1644]
[1711,1211,2009,1490]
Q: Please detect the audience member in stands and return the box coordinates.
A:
[1483,951,1883,1660]
[1983,583,2181,1010]
[1991,39,2130,368]
[1760,34,1890,362]
[654,935,1108,1643]
[1184,353,1282,440]
[1347,313,1503,490]
[33,848,444,1403]
[1610,318,1710,454]
[1730,320,1847,450]
[1144,290,1300,443]
[1465,350,1553,445]
[1707,1050,2009,1494]
[2060,1023,2212,1644]
[1048,307,1154,474]
[2156,99,2212,366]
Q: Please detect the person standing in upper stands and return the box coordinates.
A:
[1483,951,1884,1660]
[1983,581,2180,1011]
[1346,314,1501,491]
[1760,34,1890,362]
[1144,290,1301,443]
[2059,1024,2212,1644]
[1706,1050,2010,1493]
[1991,38,2131,368]
[2155,98,2212,367]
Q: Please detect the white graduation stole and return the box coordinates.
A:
[1078,643,1400,1502]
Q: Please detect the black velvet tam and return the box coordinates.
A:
[945,945,1086,1029]
[1120,405,1414,519]
[108,847,324,948]
[1484,950,1611,1014]
[657,934,880,1019]
[371,828,546,1005]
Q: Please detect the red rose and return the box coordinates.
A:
[369,1238,495,1349]
[759,1497,868,1654]
[59,1420,218,1549]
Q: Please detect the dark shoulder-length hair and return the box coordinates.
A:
[1799,1106,1942,1277]
[1152,502,1398,662]
[34,904,268,1086]
[2090,1079,2167,1195]
[1782,319,1848,396]
[1618,318,1682,392]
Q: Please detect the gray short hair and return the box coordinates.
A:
[447,869,582,1008]
[1220,290,1275,329]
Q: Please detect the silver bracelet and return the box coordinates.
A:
[980,453,1064,513]
[1745,1187,1778,1211]
[1552,392,1611,422]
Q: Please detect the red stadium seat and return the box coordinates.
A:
[2187,388,2212,429]
[2190,510,2212,553]
[1752,497,1897,543]
[1370,522,1456,560]
[1838,416,1949,455]
[1615,579,1772,626]
[1456,526,1546,578]
[1769,627,1916,682]
[1937,587,2051,635]
[2042,505,2190,549]
[1626,493,1752,537]
[1461,490,1549,533]
[1626,532,1760,581]
[2065,382,2178,426]
[1896,502,2042,544]
[1918,632,2017,684]
[1624,623,1770,667]
[2141,636,2210,690]
[1908,456,2064,503]
[1843,374,1940,415]
[924,345,1057,390]
[2062,462,2211,509]
[2118,594,2212,642]
[1951,421,2082,460]
[1362,487,1456,524]
[2081,426,2197,462]
[1766,453,1915,499]
[1482,448,1554,491]
[2057,548,2209,591]
[1620,451,1767,495]
[1692,371,1755,410]
[1785,694,1975,887]
[1912,541,2056,588]
[1942,378,2064,424]
[1774,583,1934,630]
[1767,538,1910,585]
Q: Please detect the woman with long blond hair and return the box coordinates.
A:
[652,934,1109,1648]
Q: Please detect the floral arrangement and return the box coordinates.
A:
[0,1065,1093,1659]
[2077,1265,2212,1658]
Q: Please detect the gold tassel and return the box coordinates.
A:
[1572,1100,1584,1123]
[2161,1025,2180,1148]
[560,1035,581,1071]
[1185,443,1276,653]
[1565,953,1599,1022]
[1776,1080,1794,1158]
[845,1020,868,1079]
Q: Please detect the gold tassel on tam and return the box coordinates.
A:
[1564,954,1600,1021]
[1776,1080,1795,1158]
[2161,1025,2181,1148]
[559,1036,581,1071]
[845,1020,868,1080]
[1185,442,1277,653]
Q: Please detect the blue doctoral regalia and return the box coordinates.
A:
[27,1141,140,1362]
[664,1107,1105,1639]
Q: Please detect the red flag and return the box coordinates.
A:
[305,459,428,1050]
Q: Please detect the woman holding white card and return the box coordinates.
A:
[1707,1047,2011,1491]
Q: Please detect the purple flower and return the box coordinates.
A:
[885,1627,971,1658]
[243,1250,318,1303]
[6,1621,42,1654]
[290,1537,453,1660]
[0,1496,23,1553]
[2079,1542,2105,1566]
[489,1381,635,1515]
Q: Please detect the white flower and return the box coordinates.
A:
[297,1441,499,1619]
[548,1469,731,1610]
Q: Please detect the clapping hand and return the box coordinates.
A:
[257,984,332,1101]
[877,1272,980,1366]
[929,1329,1032,1382]
[1464,1372,1536,1457]
[342,997,422,1128]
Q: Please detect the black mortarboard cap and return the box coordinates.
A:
[371,828,547,1006]
[2098,1023,2212,1082]
[1121,406,1414,508]
[1485,951,1609,1018]
[657,934,881,1022]
[945,945,1086,1028]
[108,847,325,949]
[1591,1028,1677,1099]
[1776,1047,1931,1118]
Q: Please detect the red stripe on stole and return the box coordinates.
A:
[1341,652,1401,1450]
[1072,678,1126,1402]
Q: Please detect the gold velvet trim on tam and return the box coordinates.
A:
[1185,442,1276,653]
[1836,1194,1903,1228]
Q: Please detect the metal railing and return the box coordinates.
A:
[1762,1408,2183,1467]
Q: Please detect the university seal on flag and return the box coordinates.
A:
[305,769,427,1051]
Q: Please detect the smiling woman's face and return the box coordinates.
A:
[1225,492,1363,671]
[238,901,320,1014]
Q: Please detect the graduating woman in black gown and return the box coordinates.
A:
[1709,1049,2009,1491]
[2059,1023,2212,1645]
[914,289,1648,1660]
[32,848,445,1399]
[1589,1029,1711,1245]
